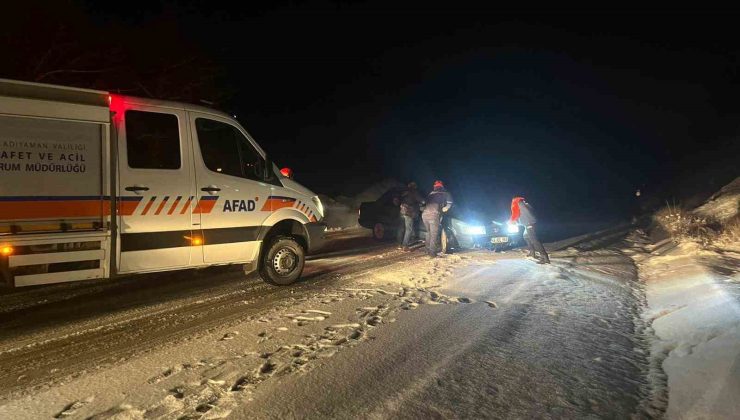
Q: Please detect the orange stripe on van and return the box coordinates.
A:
[0,196,143,221]
[141,197,157,215]
[117,200,141,216]
[193,197,218,214]
[167,196,182,215]
[154,196,169,215]
[265,198,296,211]
[180,196,193,214]
[0,201,105,220]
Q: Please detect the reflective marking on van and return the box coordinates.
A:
[180,196,194,214]
[0,196,143,222]
[154,196,170,215]
[141,197,157,215]
[118,196,143,216]
[193,196,219,214]
[260,195,296,211]
[167,196,182,215]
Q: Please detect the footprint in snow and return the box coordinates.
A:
[220,332,238,341]
[55,398,93,419]
[169,386,186,399]
[147,365,183,384]
[484,301,498,308]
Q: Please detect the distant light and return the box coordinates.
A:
[1,245,13,256]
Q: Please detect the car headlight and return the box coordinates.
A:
[507,223,519,234]
[462,224,486,235]
[312,196,324,218]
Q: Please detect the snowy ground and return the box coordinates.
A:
[0,224,736,419]
[625,233,740,419]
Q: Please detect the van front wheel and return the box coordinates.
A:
[260,236,305,285]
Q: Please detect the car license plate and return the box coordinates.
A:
[491,236,509,244]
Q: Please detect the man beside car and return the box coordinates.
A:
[422,180,453,257]
[398,181,424,251]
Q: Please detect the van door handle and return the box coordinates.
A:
[125,185,150,192]
[201,186,221,192]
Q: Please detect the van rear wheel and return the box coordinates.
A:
[259,236,305,285]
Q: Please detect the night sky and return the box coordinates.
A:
[4,3,739,226]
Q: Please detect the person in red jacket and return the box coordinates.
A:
[510,197,550,264]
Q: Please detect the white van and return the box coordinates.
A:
[0,79,325,287]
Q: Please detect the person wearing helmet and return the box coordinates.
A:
[510,197,550,264]
[398,181,424,251]
[422,180,453,257]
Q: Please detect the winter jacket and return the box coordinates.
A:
[518,202,537,226]
[510,197,537,226]
[423,188,453,216]
[400,188,424,217]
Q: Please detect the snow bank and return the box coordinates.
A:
[631,237,740,419]
[627,176,740,419]
[693,176,739,223]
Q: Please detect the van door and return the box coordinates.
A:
[116,103,195,272]
[189,113,271,264]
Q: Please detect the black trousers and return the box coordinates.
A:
[524,225,549,262]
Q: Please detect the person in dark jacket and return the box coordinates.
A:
[422,180,453,257]
[397,182,424,251]
[510,197,550,264]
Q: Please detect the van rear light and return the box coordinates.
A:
[1,246,14,256]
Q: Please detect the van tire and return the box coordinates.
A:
[259,236,305,285]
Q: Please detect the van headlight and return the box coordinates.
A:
[312,196,324,218]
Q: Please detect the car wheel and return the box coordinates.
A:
[372,223,386,241]
[259,236,305,285]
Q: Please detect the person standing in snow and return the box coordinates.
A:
[422,180,453,257]
[510,197,550,264]
[398,182,424,251]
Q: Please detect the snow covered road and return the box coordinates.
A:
[0,230,665,419]
[236,252,659,419]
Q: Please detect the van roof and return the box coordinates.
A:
[0,78,108,107]
[0,78,233,120]
[116,95,234,120]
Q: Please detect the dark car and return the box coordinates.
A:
[358,187,407,240]
[358,189,524,252]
